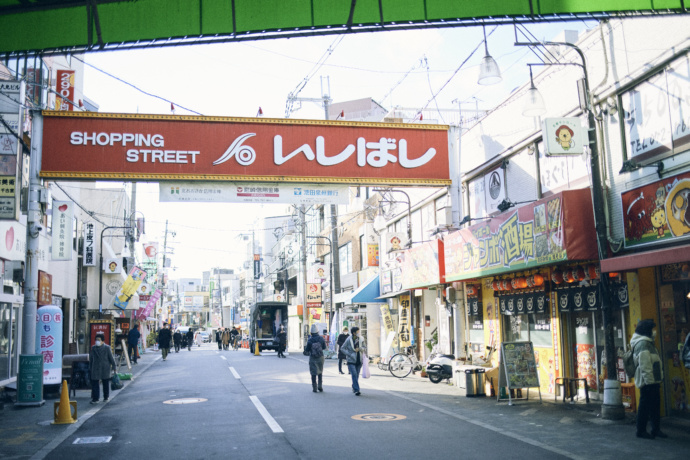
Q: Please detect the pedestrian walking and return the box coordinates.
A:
[89,332,117,404]
[336,326,349,374]
[173,329,182,353]
[222,328,230,350]
[186,328,194,351]
[276,324,287,358]
[127,323,140,364]
[631,319,668,439]
[158,323,172,361]
[216,329,223,350]
[341,326,366,395]
[230,326,240,350]
[305,324,326,392]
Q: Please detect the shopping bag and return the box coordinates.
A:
[361,353,371,379]
[111,373,124,390]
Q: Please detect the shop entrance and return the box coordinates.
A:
[564,309,626,397]
[0,303,20,382]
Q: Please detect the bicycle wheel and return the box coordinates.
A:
[389,353,414,378]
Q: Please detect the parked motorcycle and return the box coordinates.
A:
[425,353,455,384]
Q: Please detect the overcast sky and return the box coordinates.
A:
[83,21,593,278]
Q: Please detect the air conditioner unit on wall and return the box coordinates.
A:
[437,207,452,227]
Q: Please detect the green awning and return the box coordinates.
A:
[0,1,687,56]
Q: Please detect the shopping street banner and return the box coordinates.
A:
[40,111,450,186]
[113,266,147,310]
[444,188,597,281]
[401,239,444,289]
[620,170,690,248]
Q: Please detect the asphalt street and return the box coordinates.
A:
[3,343,689,460]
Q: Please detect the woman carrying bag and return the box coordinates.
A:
[341,326,366,396]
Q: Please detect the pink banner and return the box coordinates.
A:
[138,289,161,319]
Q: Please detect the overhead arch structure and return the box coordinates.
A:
[0,0,688,56]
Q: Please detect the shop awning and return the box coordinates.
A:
[376,289,409,300]
[600,245,690,273]
[351,275,381,304]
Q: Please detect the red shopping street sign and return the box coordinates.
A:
[39,111,451,186]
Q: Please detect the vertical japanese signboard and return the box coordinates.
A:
[253,254,261,280]
[51,201,74,260]
[89,319,114,348]
[0,80,22,220]
[38,270,52,306]
[398,294,411,348]
[55,70,75,111]
[307,283,322,326]
[83,222,95,266]
[36,305,63,385]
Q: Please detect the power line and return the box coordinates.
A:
[73,55,204,115]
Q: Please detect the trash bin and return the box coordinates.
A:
[465,368,487,397]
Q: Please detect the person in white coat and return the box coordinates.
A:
[631,319,667,439]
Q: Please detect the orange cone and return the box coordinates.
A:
[53,380,77,424]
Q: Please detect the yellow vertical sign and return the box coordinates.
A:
[380,304,398,348]
[398,294,411,348]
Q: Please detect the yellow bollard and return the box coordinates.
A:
[53,380,77,424]
[254,341,261,356]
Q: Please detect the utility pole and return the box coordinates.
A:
[21,110,43,355]
[159,219,168,326]
[299,205,308,347]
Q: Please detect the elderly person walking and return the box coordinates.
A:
[89,332,117,404]
[305,324,326,392]
[341,326,366,396]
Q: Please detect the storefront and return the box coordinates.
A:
[601,171,690,416]
[444,188,599,395]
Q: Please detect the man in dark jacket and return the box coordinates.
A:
[173,329,182,353]
[158,324,172,361]
[276,325,287,358]
[127,324,141,364]
[89,332,117,404]
[216,329,223,350]
[336,327,349,374]
[186,328,194,351]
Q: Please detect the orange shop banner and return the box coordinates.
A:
[40,112,451,185]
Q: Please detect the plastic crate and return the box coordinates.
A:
[621,383,636,412]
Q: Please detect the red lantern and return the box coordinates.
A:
[528,274,544,287]
[466,285,478,296]
[551,270,564,285]
[501,280,512,291]
[575,266,586,281]
[587,264,600,280]
[491,280,501,291]
[511,278,521,290]
[563,268,576,283]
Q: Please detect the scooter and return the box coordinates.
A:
[425,353,455,384]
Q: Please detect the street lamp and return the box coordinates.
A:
[373,188,412,247]
[516,39,624,420]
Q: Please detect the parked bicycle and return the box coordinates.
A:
[389,342,439,379]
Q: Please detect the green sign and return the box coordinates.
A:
[16,354,44,406]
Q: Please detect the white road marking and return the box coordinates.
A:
[249,395,283,433]
[560,417,574,424]
[220,356,227,360]
[520,408,537,416]
[229,367,241,379]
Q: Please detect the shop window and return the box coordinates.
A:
[529,312,553,348]
[468,309,484,354]
[504,314,529,342]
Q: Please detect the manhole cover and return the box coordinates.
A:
[163,398,207,405]
[73,436,112,444]
[351,413,406,421]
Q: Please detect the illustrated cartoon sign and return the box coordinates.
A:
[543,117,585,156]
[620,171,690,248]
[113,266,147,310]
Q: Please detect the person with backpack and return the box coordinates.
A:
[341,326,366,396]
[336,326,349,374]
[631,319,667,439]
[305,324,326,392]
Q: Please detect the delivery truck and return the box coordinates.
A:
[249,301,288,353]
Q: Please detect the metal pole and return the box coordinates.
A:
[300,205,308,346]
[515,39,624,420]
[21,110,43,355]
[160,220,168,326]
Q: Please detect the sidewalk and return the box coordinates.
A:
[0,347,161,460]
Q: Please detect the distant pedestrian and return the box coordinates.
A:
[631,319,667,439]
[216,329,223,350]
[89,332,117,404]
[341,326,366,396]
[186,328,194,351]
[276,324,287,358]
[173,329,182,353]
[305,324,326,392]
[336,326,349,374]
[222,329,230,350]
[158,324,172,361]
[230,327,240,350]
[127,324,141,364]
